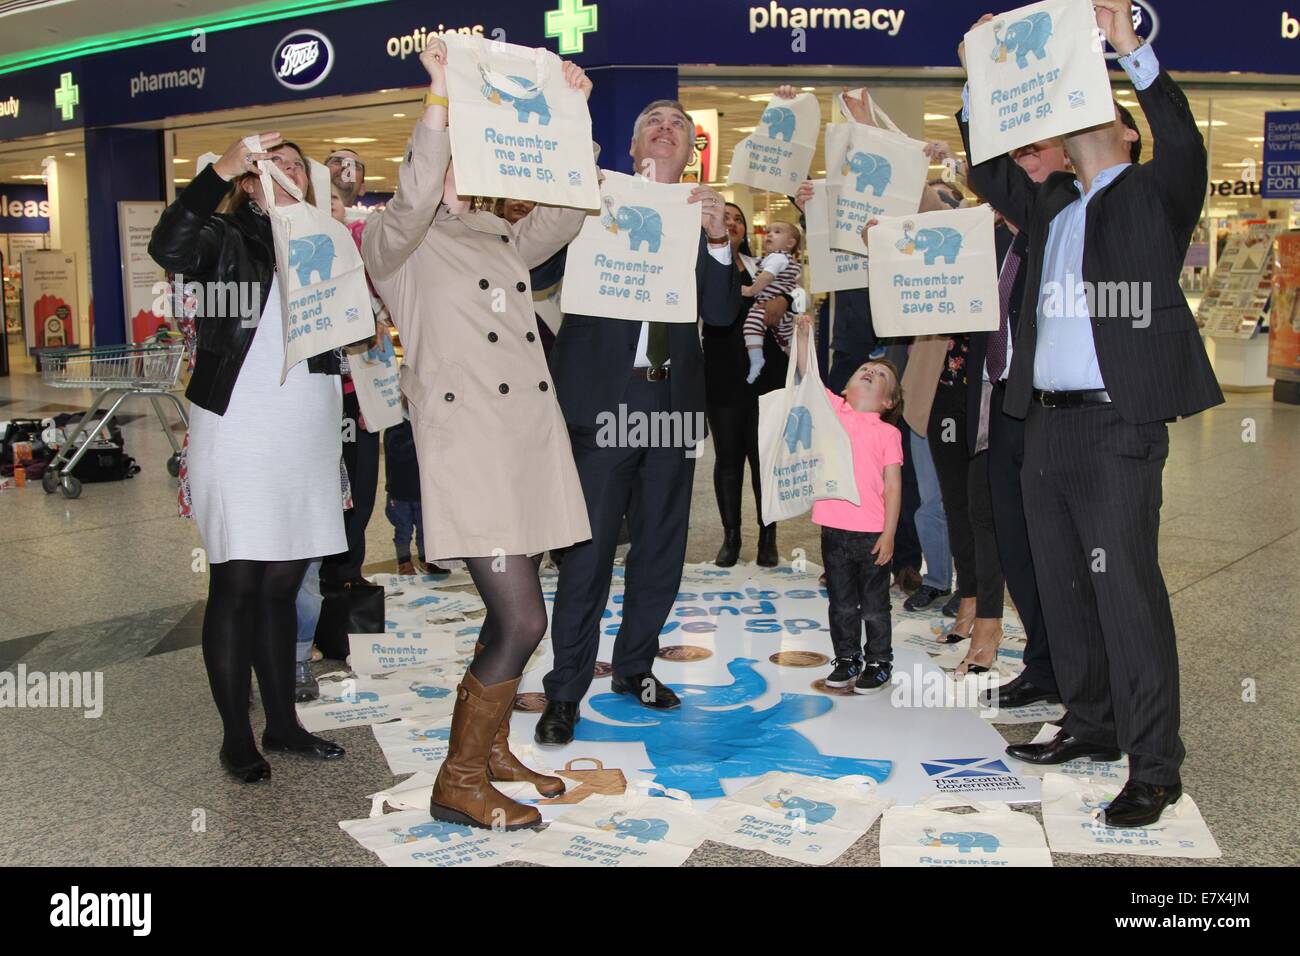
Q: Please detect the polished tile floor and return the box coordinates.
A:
[1,347,1297,866]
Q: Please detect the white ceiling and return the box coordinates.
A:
[0,0,340,60]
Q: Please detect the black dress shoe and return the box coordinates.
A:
[610,672,680,710]
[534,700,578,746]
[1102,779,1183,828]
[756,525,779,568]
[1006,729,1121,765]
[260,731,345,760]
[219,749,271,783]
[715,528,741,568]
[982,673,1061,710]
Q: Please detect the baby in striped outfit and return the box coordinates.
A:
[743,220,803,384]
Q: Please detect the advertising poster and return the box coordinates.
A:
[1268,232,1300,383]
[683,108,718,184]
[443,33,600,210]
[1263,110,1300,200]
[20,249,79,351]
[964,0,1116,164]
[117,201,168,343]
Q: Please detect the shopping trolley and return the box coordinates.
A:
[38,343,189,499]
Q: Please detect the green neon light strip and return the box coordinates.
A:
[0,0,395,77]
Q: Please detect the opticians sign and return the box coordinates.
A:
[272,29,335,90]
[1263,110,1300,199]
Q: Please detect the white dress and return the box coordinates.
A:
[186,276,346,563]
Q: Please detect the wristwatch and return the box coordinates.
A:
[423,91,449,108]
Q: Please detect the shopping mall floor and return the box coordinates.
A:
[1,351,1297,868]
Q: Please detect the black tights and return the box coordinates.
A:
[202,558,322,762]
[465,554,548,686]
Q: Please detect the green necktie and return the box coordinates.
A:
[646,321,669,369]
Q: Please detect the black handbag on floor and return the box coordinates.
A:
[313,580,385,661]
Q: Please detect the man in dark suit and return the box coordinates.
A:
[536,100,741,744]
[957,0,1222,827]
[963,139,1071,711]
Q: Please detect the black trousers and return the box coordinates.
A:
[929,381,1003,618]
[987,382,1058,693]
[830,348,922,573]
[822,526,893,663]
[544,377,696,703]
[1021,402,1182,784]
[706,399,765,531]
[322,389,379,584]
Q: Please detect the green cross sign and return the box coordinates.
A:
[54,72,79,120]
[545,0,598,55]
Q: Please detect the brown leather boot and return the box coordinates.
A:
[474,644,565,797]
[429,671,542,831]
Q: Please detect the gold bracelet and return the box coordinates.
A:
[423,91,448,108]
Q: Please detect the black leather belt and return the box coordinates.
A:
[631,366,671,381]
[1032,388,1111,408]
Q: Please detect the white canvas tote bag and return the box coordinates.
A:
[880,796,1053,867]
[728,92,821,195]
[804,179,870,293]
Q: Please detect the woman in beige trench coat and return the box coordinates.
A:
[361,40,592,832]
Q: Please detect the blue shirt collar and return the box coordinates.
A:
[1074,162,1132,201]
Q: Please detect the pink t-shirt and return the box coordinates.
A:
[811,389,903,533]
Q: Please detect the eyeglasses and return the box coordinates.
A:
[325,155,366,175]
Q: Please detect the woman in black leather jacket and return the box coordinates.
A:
[150,133,347,783]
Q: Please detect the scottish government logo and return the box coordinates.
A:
[273,29,335,90]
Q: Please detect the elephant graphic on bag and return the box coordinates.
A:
[841,152,892,197]
[600,197,664,253]
[765,789,837,824]
[595,812,670,844]
[289,234,336,286]
[896,224,964,265]
[323,690,379,704]
[991,12,1053,69]
[478,64,552,125]
[761,105,797,142]
[393,820,474,844]
[919,827,1000,853]
[782,405,813,454]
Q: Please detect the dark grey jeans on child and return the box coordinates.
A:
[821,526,893,664]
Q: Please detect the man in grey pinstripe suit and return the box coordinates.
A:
[957,1,1223,827]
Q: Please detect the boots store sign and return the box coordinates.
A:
[272,29,335,90]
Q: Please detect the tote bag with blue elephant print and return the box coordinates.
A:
[805,179,871,294]
[346,321,404,432]
[443,33,600,211]
[258,160,374,384]
[823,119,929,256]
[880,796,1053,867]
[706,772,893,865]
[559,170,700,324]
[758,335,859,525]
[964,0,1116,164]
[866,203,1001,338]
[727,91,822,195]
[508,788,712,868]
[339,807,535,868]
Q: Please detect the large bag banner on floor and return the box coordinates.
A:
[867,204,1001,338]
[559,171,700,323]
[880,796,1053,867]
[508,789,712,867]
[296,674,454,731]
[824,120,928,255]
[340,808,533,868]
[759,341,859,524]
[964,0,1116,165]
[706,772,893,865]
[258,158,374,383]
[727,92,822,195]
[1040,773,1222,859]
[805,179,871,293]
[348,628,474,676]
[443,33,600,210]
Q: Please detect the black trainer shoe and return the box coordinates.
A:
[824,656,863,688]
[904,584,951,612]
[854,661,893,694]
